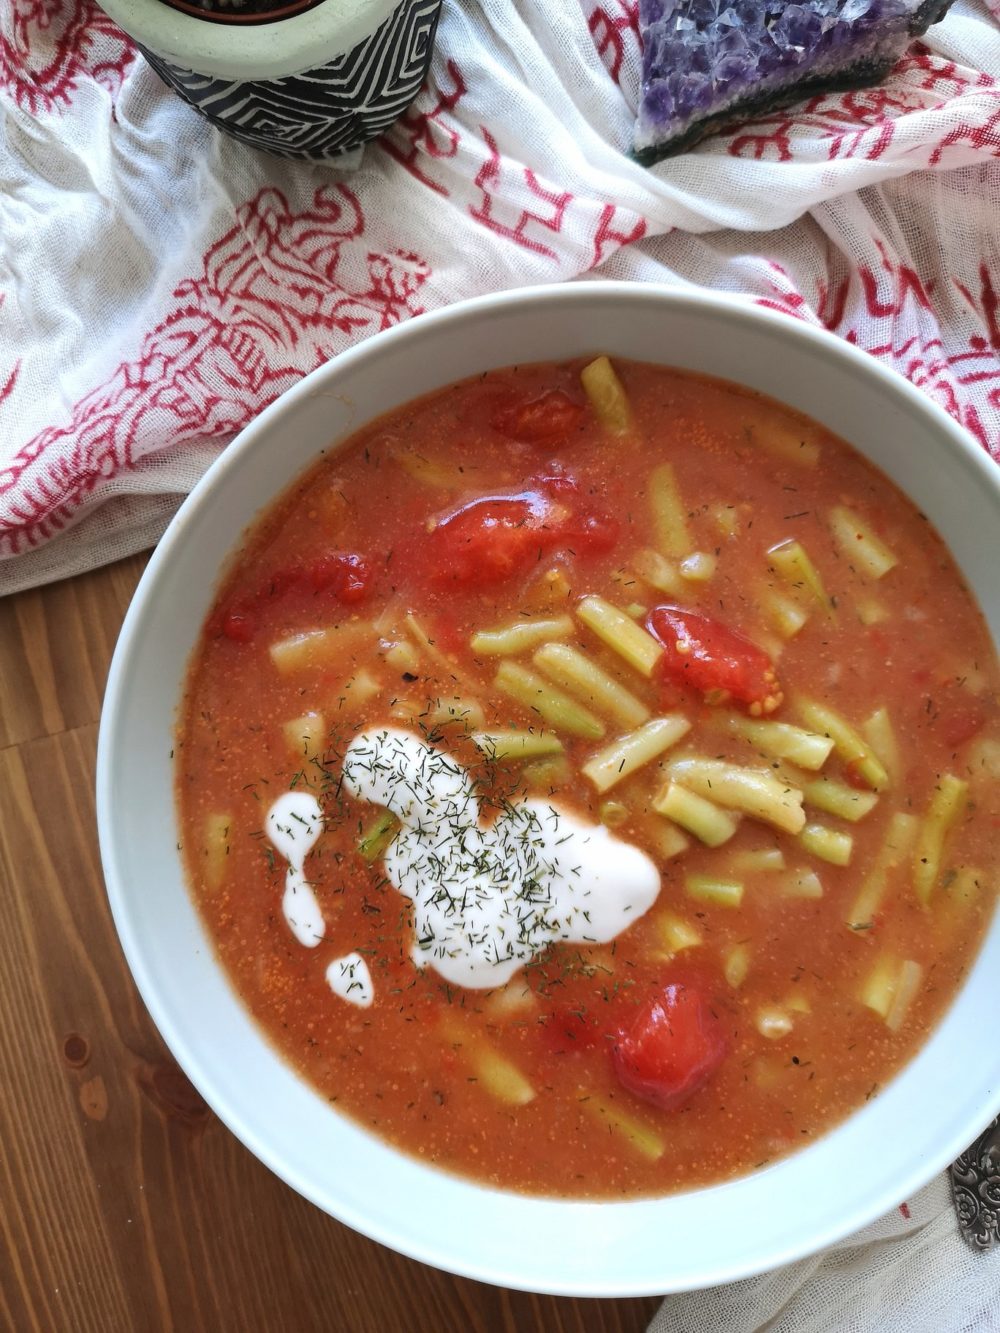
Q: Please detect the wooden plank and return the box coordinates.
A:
[0,553,147,750]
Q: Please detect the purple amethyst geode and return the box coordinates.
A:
[635,0,955,162]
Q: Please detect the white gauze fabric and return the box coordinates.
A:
[649,1174,999,1333]
[0,0,998,594]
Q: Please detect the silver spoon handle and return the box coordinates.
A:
[951,1115,1000,1249]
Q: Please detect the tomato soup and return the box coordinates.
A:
[176,358,1000,1198]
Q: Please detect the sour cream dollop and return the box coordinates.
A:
[265,791,325,947]
[341,728,660,989]
[326,953,374,1008]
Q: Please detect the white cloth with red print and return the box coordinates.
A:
[2,0,1000,1321]
[1,0,998,597]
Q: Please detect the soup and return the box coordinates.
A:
[176,357,1000,1198]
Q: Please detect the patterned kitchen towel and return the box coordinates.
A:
[0,0,998,594]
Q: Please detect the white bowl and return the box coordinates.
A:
[97,283,1000,1297]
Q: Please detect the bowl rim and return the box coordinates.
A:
[98,0,403,81]
[96,280,1000,1296]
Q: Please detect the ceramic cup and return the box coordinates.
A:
[97,0,443,160]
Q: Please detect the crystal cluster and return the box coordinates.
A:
[635,0,955,162]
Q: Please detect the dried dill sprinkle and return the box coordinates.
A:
[339,728,658,987]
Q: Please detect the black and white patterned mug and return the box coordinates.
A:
[97,0,442,160]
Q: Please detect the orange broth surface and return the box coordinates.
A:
[177,359,1000,1198]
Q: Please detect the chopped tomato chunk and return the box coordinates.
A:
[492,389,585,444]
[427,485,616,586]
[214,550,373,641]
[647,604,782,715]
[922,679,996,750]
[612,983,726,1112]
[306,551,372,603]
[429,491,555,585]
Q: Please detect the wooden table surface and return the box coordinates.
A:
[0,554,663,1333]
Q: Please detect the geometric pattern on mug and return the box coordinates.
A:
[141,0,441,160]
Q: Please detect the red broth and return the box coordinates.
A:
[177,359,1000,1197]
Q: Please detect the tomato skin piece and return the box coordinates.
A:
[429,491,555,585]
[612,983,727,1112]
[646,604,782,715]
[527,460,581,498]
[921,679,996,750]
[492,389,585,444]
[214,549,372,641]
[427,484,616,586]
[307,551,373,602]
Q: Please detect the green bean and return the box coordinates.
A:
[495,661,605,739]
[861,707,900,786]
[470,616,574,657]
[885,960,923,1032]
[726,847,785,874]
[576,596,663,677]
[426,696,486,731]
[269,622,372,673]
[282,711,325,761]
[580,356,632,436]
[777,868,824,899]
[761,589,810,639]
[520,755,572,791]
[632,547,683,596]
[533,642,650,728]
[599,800,629,828]
[914,774,968,904]
[648,463,691,558]
[383,639,420,674]
[798,774,879,823]
[723,943,750,988]
[581,716,691,794]
[845,812,917,929]
[472,1048,536,1106]
[746,416,821,468]
[795,698,888,790]
[648,820,690,861]
[685,875,744,908]
[358,810,400,863]
[859,952,900,1021]
[722,714,834,770]
[768,539,833,617]
[829,506,898,580]
[472,730,564,762]
[655,912,702,957]
[652,781,740,847]
[679,551,716,582]
[798,822,853,866]
[203,813,232,891]
[579,1093,664,1161]
[666,757,806,834]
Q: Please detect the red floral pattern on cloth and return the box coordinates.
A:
[0,0,998,592]
[1,0,135,115]
[0,186,429,554]
[755,250,1000,454]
